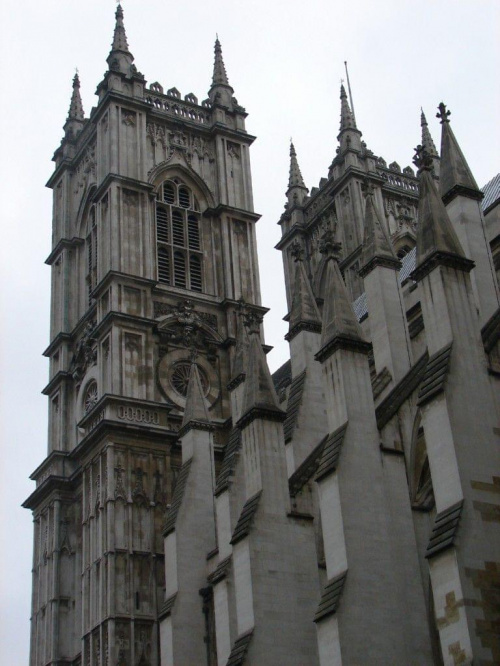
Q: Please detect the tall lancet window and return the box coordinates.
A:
[155,178,203,292]
[86,205,97,306]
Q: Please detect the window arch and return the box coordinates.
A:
[86,206,97,306]
[155,178,203,292]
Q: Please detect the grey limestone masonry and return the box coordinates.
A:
[25,5,500,666]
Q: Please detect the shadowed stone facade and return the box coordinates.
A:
[25,6,500,665]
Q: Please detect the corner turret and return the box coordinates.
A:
[286,141,309,207]
[337,84,362,153]
[208,37,234,108]
[63,72,85,141]
[97,4,145,100]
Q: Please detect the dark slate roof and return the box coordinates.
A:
[158,593,177,620]
[482,173,500,213]
[226,629,254,666]
[283,370,307,442]
[399,246,417,284]
[375,352,428,429]
[271,359,292,395]
[289,435,329,497]
[214,428,242,496]
[230,491,262,545]
[207,555,232,585]
[315,423,348,482]
[163,459,192,536]
[426,500,463,558]
[313,571,348,623]
[481,306,500,354]
[417,342,453,406]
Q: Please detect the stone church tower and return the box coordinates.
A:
[25,5,500,666]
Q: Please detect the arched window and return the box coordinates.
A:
[155,178,203,292]
[86,206,97,306]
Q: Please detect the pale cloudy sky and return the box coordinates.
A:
[0,0,498,662]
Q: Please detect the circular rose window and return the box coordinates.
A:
[169,361,209,397]
[157,349,219,410]
[84,381,98,413]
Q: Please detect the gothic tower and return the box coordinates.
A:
[24,7,263,665]
[25,6,500,666]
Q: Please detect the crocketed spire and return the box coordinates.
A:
[181,360,210,431]
[437,102,481,204]
[111,4,130,53]
[288,141,307,190]
[412,146,472,280]
[106,4,134,73]
[239,313,283,424]
[67,72,84,121]
[339,84,356,133]
[316,236,367,362]
[420,109,438,156]
[359,183,399,276]
[286,241,321,341]
[212,37,230,87]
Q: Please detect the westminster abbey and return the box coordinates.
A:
[24,5,500,665]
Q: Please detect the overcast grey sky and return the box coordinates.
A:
[0,0,498,662]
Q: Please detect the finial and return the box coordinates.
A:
[413,144,434,173]
[436,102,451,124]
[290,240,304,262]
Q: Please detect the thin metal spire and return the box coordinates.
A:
[344,61,357,127]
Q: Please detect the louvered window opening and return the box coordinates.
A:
[156,179,203,292]
[86,206,97,306]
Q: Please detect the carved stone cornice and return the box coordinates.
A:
[236,404,286,430]
[285,320,322,342]
[315,335,371,364]
[442,184,484,206]
[411,251,475,282]
[177,420,214,438]
[358,255,402,278]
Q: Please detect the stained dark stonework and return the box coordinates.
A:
[25,5,500,666]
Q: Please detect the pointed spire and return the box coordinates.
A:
[106,3,134,74]
[286,141,308,206]
[111,4,130,53]
[339,84,357,132]
[437,102,482,204]
[67,72,84,121]
[359,183,400,277]
[212,37,230,87]
[286,241,321,341]
[180,357,211,434]
[420,109,438,156]
[412,146,474,280]
[288,141,307,190]
[288,139,309,191]
[238,313,284,427]
[316,237,369,362]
